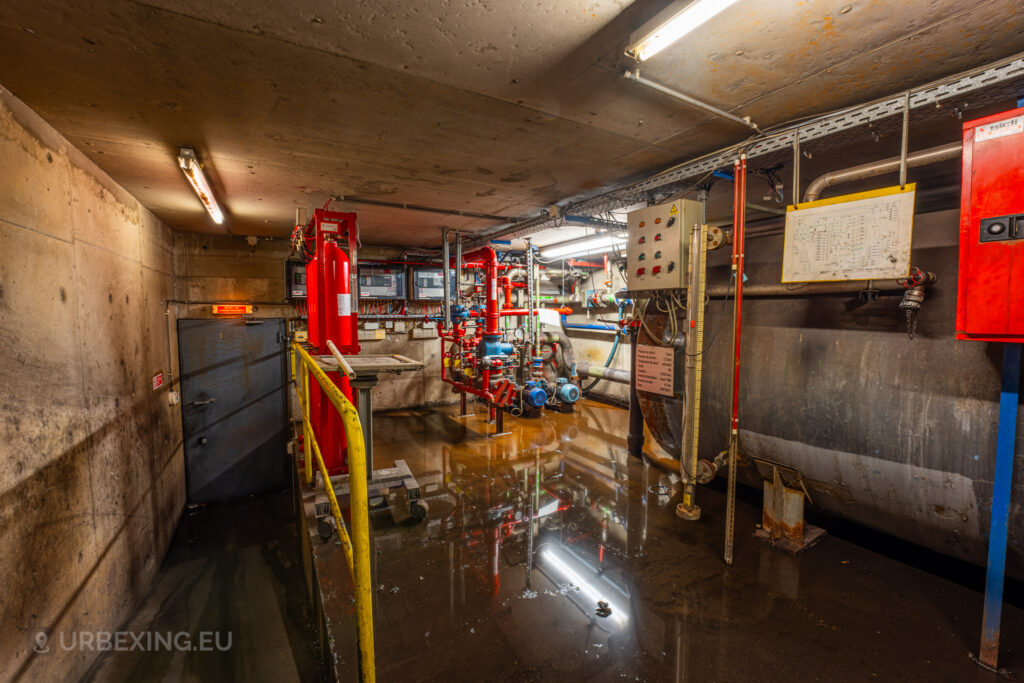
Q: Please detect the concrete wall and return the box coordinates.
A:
[559,265,631,404]
[171,237,453,410]
[0,88,183,681]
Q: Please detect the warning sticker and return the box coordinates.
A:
[976,116,1024,142]
[669,204,679,215]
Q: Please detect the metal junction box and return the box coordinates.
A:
[358,265,406,300]
[285,260,306,299]
[626,199,701,290]
[957,107,1024,342]
[409,267,456,301]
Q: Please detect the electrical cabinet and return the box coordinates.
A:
[357,265,406,299]
[626,199,701,290]
[409,267,456,301]
[285,260,306,299]
[956,106,1024,342]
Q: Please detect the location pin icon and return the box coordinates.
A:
[34,632,49,653]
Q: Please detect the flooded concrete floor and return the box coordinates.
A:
[85,492,321,682]
[320,399,1024,682]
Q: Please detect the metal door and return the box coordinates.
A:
[178,318,290,503]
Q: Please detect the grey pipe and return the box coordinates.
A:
[706,273,935,299]
[540,330,577,378]
[441,227,450,331]
[576,363,630,385]
[624,69,761,134]
[803,141,962,202]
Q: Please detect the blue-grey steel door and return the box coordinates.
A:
[178,318,290,503]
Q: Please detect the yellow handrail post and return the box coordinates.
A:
[302,363,312,486]
[290,343,297,384]
[292,343,375,682]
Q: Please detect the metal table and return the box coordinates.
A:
[313,353,428,517]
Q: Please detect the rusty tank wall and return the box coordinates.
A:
[637,208,1024,579]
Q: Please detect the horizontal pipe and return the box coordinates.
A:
[576,362,630,385]
[624,69,761,133]
[803,141,962,202]
[706,273,935,299]
[334,195,515,222]
[564,322,619,332]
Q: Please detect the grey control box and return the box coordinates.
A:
[626,199,701,290]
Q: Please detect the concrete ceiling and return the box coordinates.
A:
[1,0,1022,246]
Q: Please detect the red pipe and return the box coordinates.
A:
[461,247,500,336]
[467,306,572,317]
[730,155,747,434]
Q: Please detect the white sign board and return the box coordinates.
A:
[782,186,915,283]
[636,344,675,397]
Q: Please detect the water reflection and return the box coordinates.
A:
[366,401,695,680]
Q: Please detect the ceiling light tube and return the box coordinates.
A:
[540,233,626,259]
[626,0,741,62]
[178,148,224,224]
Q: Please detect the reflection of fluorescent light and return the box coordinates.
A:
[540,234,625,259]
[178,148,225,224]
[541,548,628,627]
[626,0,741,62]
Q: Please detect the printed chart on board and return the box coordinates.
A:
[781,185,916,282]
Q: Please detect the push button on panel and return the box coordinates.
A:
[652,265,662,274]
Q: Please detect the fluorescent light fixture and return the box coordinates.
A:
[540,233,626,259]
[178,147,225,224]
[626,0,741,62]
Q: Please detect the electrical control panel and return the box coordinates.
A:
[956,106,1024,342]
[285,260,306,299]
[409,267,456,301]
[357,265,406,300]
[626,199,701,290]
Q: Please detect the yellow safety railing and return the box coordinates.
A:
[290,342,375,683]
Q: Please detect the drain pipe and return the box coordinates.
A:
[803,141,962,202]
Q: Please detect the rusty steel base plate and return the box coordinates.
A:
[755,524,827,556]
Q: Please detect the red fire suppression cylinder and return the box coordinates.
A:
[302,209,359,474]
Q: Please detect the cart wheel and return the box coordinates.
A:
[409,500,429,521]
[317,515,336,541]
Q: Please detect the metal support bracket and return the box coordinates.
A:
[755,466,827,555]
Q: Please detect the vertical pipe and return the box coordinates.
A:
[792,132,801,204]
[442,227,451,333]
[899,92,910,189]
[679,218,702,514]
[724,153,747,566]
[533,254,541,351]
[627,326,644,458]
[526,238,535,354]
[979,342,1021,669]
[455,232,463,304]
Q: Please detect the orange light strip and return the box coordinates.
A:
[212,304,253,314]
